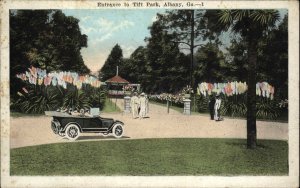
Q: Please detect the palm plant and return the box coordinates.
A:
[11,85,63,114]
[220,95,247,118]
[89,87,107,109]
[208,10,280,148]
[63,85,91,111]
[196,94,209,113]
[256,97,280,120]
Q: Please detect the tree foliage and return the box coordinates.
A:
[257,14,288,99]
[10,10,90,100]
[99,44,123,81]
[223,39,248,82]
[119,46,151,89]
[144,20,189,93]
[101,20,190,94]
[157,10,208,88]
[194,42,225,83]
[98,10,287,103]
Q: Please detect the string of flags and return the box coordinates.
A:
[197,81,275,99]
[16,66,101,90]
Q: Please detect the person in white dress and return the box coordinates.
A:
[130,92,140,119]
[139,93,148,119]
[214,94,222,121]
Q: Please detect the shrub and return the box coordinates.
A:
[220,95,247,118]
[256,97,280,120]
[196,94,209,113]
[63,85,91,111]
[89,87,107,110]
[196,93,284,120]
[11,85,63,114]
[148,93,184,108]
[11,83,107,114]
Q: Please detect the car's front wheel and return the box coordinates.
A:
[112,123,124,138]
[65,124,81,141]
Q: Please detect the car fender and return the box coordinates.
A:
[107,120,124,132]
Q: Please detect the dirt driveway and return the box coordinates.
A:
[10,100,288,148]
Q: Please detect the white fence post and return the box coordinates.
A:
[183,99,191,115]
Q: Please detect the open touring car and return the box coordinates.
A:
[45,111,124,140]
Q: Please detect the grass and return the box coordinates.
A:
[10,138,288,176]
[149,100,184,113]
[102,98,121,113]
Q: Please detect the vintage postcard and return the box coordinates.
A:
[1,0,299,187]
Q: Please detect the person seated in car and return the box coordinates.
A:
[84,109,93,117]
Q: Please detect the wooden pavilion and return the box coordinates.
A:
[105,75,130,96]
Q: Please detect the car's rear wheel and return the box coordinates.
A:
[51,120,60,134]
[112,123,124,138]
[65,124,80,141]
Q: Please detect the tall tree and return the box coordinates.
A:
[145,20,189,93]
[50,10,89,73]
[223,39,248,82]
[120,19,189,93]
[194,42,225,83]
[10,10,51,99]
[207,10,280,148]
[119,46,150,86]
[99,44,123,81]
[158,10,208,88]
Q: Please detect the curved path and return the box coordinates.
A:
[10,100,288,148]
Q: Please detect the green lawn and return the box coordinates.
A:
[10,138,288,176]
[149,100,184,113]
[102,98,121,113]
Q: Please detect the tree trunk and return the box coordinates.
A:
[246,38,257,149]
[190,10,195,87]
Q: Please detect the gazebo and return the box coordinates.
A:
[105,66,141,97]
[104,67,141,111]
[105,75,130,97]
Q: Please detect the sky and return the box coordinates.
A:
[63,9,165,73]
[62,9,287,73]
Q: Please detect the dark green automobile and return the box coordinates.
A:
[45,111,124,140]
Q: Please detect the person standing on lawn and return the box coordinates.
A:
[130,92,140,119]
[214,94,222,121]
[139,92,147,119]
[208,95,216,120]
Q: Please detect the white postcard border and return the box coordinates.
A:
[1,1,299,187]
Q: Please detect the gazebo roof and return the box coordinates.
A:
[105,75,130,85]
